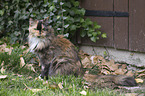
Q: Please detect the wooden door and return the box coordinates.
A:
[78,0,145,52]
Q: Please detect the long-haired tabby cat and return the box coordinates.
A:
[28,17,82,79]
[28,17,137,88]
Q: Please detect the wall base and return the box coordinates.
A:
[79,46,145,67]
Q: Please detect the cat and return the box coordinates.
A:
[28,17,83,79]
[28,17,137,87]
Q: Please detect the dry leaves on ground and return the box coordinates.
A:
[23,83,44,92]
[20,57,36,73]
[80,90,87,95]
[79,50,144,84]
[0,75,7,79]
[0,43,13,55]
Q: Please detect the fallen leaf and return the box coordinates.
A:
[0,43,13,55]
[125,93,138,96]
[80,90,87,95]
[30,89,44,92]
[79,50,89,59]
[0,75,7,79]
[109,59,115,65]
[20,45,26,49]
[85,71,89,74]
[12,78,16,80]
[126,70,134,77]
[35,77,39,80]
[84,86,89,89]
[17,74,23,77]
[1,66,6,74]
[68,85,72,88]
[23,83,44,92]
[113,69,126,75]
[20,57,36,73]
[81,57,92,68]
[137,73,145,78]
[92,56,106,64]
[90,56,96,64]
[49,84,58,89]
[23,49,30,54]
[28,76,33,79]
[58,82,63,89]
[43,81,48,85]
[135,78,144,83]
[27,64,36,73]
[101,61,119,71]
[136,69,145,73]
[1,61,4,66]
[121,64,127,69]
[20,57,25,67]
[101,69,110,75]
[1,61,6,74]
[12,74,23,77]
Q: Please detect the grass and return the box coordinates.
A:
[0,44,123,96]
[0,72,122,96]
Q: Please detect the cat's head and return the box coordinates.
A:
[28,17,54,51]
[29,17,54,38]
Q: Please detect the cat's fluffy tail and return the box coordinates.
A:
[83,74,137,88]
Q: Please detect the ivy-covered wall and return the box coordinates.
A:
[0,0,106,44]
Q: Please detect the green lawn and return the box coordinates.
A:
[0,72,122,96]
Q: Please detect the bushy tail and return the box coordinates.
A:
[83,74,137,88]
[113,75,137,86]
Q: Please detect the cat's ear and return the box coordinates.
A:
[29,18,38,26]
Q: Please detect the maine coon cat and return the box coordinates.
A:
[28,17,137,88]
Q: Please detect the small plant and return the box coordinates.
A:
[0,0,106,44]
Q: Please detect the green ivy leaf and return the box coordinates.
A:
[69,10,75,16]
[29,8,33,13]
[70,25,77,31]
[85,18,93,25]
[97,31,101,35]
[101,33,107,38]
[8,21,13,26]
[60,2,64,5]
[92,32,98,37]
[80,30,86,37]
[73,1,79,7]
[90,37,97,42]
[79,8,85,15]
[94,22,101,29]
[64,24,69,28]
[87,32,93,37]
[49,6,55,11]
[0,10,4,16]
[57,15,60,19]
[80,18,84,23]
[44,0,48,4]
[65,2,71,8]
[53,0,58,3]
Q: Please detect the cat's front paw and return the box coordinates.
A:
[38,74,48,80]
[38,75,44,80]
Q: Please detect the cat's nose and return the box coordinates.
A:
[37,36,41,38]
[37,34,41,38]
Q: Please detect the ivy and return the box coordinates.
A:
[0,0,106,44]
